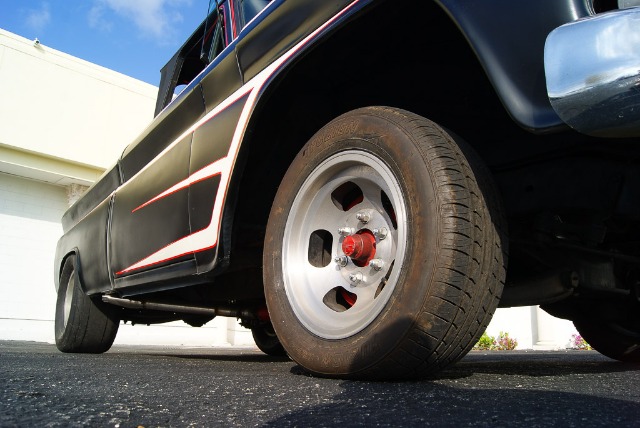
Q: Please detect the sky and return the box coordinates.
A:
[0,0,211,86]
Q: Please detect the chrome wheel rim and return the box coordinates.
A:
[282,150,407,339]
[63,273,75,329]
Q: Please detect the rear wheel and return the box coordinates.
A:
[574,311,640,363]
[55,255,119,353]
[263,106,507,380]
[251,322,287,357]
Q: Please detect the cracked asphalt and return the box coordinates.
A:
[1,340,639,427]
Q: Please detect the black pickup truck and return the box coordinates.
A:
[54,0,640,379]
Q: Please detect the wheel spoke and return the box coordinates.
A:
[350,283,377,308]
[358,183,394,228]
[280,149,408,339]
[307,188,351,233]
[305,265,348,302]
[359,183,383,211]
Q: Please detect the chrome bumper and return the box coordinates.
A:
[544,8,640,138]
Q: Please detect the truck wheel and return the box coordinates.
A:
[251,322,287,357]
[574,316,640,363]
[55,255,119,353]
[263,106,507,379]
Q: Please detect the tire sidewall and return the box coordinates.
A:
[574,317,640,363]
[55,254,119,353]
[55,255,78,349]
[264,108,441,376]
[252,323,287,357]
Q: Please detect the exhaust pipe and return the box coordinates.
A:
[102,295,261,320]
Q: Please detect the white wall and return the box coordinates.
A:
[486,306,578,350]
[0,173,65,329]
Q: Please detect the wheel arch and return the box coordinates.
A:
[223,0,519,270]
[56,250,85,294]
[53,194,112,296]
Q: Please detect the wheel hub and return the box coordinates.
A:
[282,150,406,339]
[341,230,376,266]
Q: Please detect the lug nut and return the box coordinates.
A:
[356,211,371,223]
[338,227,355,236]
[373,227,388,240]
[348,272,363,285]
[334,255,348,267]
[369,259,384,271]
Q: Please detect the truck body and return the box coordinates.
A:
[53,0,640,378]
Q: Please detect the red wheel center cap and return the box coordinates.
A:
[342,231,376,265]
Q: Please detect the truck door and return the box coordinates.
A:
[108,86,205,286]
[108,3,231,287]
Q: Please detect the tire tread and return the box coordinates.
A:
[365,107,507,378]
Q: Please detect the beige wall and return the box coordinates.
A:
[0,28,157,172]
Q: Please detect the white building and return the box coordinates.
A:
[0,28,578,351]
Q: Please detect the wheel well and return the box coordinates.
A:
[226,0,520,272]
[56,252,76,291]
[57,251,88,296]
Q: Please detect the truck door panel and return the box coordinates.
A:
[109,134,193,281]
[119,86,205,181]
[109,85,206,284]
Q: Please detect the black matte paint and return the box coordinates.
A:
[110,134,194,280]
[61,165,120,232]
[120,85,205,181]
[236,0,353,84]
[55,0,596,298]
[437,0,590,132]
[55,197,112,295]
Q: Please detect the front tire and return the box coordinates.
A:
[263,107,507,379]
[55,255,119,353]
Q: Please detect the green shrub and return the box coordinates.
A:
[474,332,496,350]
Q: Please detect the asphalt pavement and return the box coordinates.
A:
[1,340,639,427]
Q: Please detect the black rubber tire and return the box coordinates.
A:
[574,318,640,363]
[55,255,119,353]
[263,106,507,380]
[251,322,288,357]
